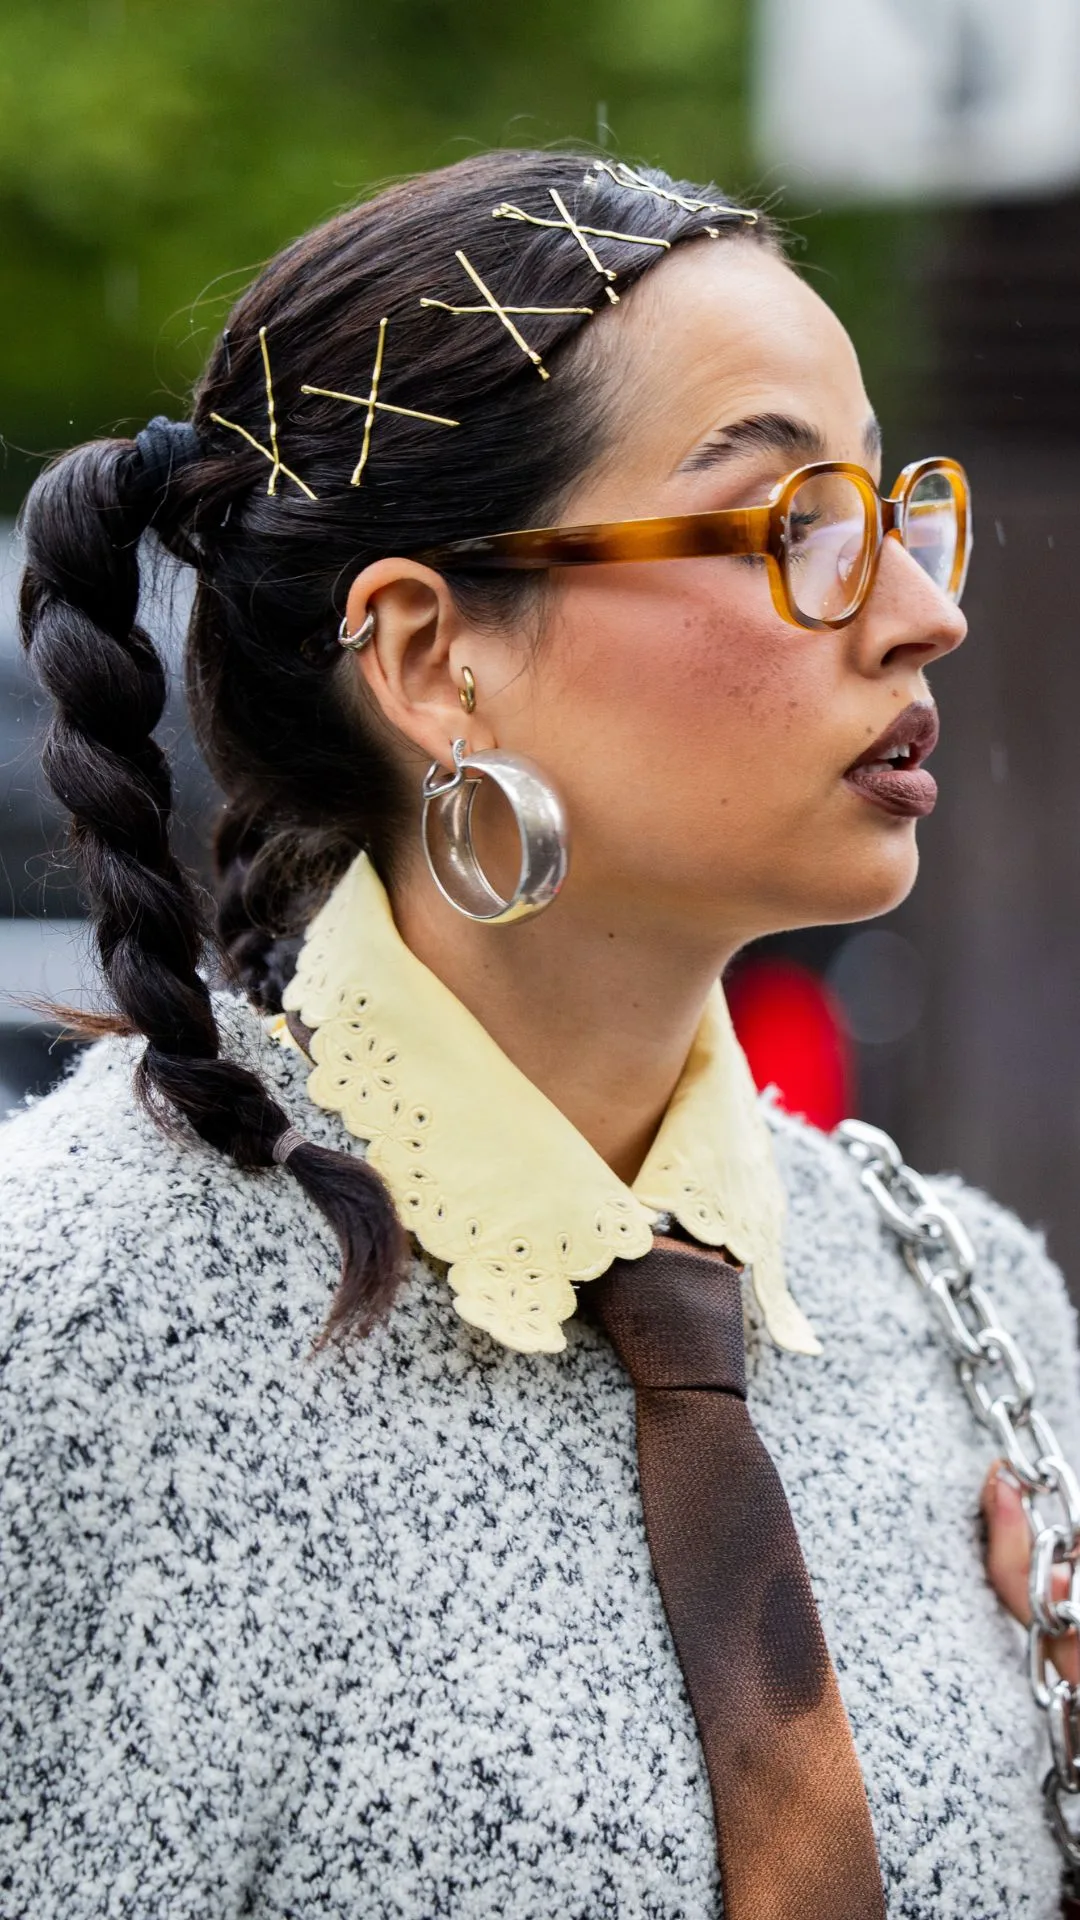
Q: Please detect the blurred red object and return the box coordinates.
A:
[725,956,854,1133]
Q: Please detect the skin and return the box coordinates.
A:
[342,238,1046,1651]
[980,1461,1079,1685]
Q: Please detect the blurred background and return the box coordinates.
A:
[3,0,1080,1283]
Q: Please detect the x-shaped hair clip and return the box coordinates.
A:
[586,160,760,239]
[302,316,459,486]
[491,187,670,306]
[419,249,594,380]
[211,327,318,500]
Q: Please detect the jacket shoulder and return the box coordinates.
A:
[0,997,333,1360]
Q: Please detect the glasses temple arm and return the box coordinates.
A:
[416,505,772,571]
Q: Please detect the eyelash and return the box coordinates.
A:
[736,506,822,571]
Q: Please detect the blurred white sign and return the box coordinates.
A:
[754,0,1080,201]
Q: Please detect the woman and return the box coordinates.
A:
[5,150,1080,1918]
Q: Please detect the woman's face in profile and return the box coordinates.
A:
[470,239,968,949]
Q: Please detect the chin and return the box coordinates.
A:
[823,833,921,928]
[763,827,921,936]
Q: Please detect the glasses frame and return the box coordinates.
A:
[416,456,972,633]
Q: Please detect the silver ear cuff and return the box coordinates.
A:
[420,737,569,924]
[338,609,376,652]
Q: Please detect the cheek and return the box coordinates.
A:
[542,567,827,803]
[513,568,919,929]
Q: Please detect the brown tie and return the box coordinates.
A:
[587,1235,886,1920]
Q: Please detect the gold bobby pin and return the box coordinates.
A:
[586,159,760,238]
[420,250,594,380]
[302,316,460,487]
[492,188,673,306]
[210,326,318,501]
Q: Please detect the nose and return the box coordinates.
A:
[850,530,968,673]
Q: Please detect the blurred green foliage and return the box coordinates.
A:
[0,0,926,509]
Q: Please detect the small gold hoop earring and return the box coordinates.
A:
[459,665,477,714]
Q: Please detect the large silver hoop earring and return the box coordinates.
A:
[420,738,569,924]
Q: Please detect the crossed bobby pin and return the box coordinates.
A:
[210,162,758,497]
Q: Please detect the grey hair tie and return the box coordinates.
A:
[272,1126,306,1166]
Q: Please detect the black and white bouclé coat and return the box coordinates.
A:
[2,996,1080,1919]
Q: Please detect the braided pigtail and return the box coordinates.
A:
[213,807,305,1016]
[18,430,406,1338]
[212,801,357,1017]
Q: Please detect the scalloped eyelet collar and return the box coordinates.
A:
[280,853,821,1358]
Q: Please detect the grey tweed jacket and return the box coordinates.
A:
[2,996,1079,1919]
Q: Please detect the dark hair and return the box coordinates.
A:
[18,150,776,1339]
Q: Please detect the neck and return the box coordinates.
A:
[391,869,738,1184]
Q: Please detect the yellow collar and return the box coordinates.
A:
[281,853,821,1359]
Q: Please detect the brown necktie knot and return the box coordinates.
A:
[588,1234,747,1393]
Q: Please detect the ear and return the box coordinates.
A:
[344,560,497,770]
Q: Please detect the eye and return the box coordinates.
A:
[787,506,824,550]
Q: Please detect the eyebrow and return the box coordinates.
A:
[679,410,882,474]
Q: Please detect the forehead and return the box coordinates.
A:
[597,241,871,478]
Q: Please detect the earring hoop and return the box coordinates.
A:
[338,609,375,652]
[420,738,568,924]
[459,665,477,715]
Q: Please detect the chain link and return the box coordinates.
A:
[835,1117,1080,1882]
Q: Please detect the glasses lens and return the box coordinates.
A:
[784,471,872,624]
[904,468,962,598]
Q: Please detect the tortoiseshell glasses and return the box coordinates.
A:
[417,457,972,633]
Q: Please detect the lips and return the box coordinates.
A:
[843,703,940,819]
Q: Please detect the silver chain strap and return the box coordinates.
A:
[835,1118,1080,1879]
